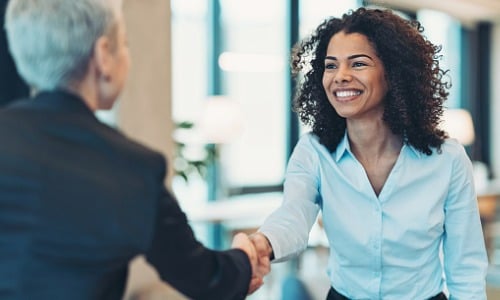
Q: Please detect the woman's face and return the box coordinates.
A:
[322,31,388,121]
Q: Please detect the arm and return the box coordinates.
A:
[145,187,253,300]
[258,134,321,262]
[443,146,488,299]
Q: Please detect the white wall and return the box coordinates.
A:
[117,1,183,299]
[118,0,174,183]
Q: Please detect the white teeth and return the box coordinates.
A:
[335,90,361,97]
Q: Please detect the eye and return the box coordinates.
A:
[352,61,367,68]
[325,63,337,70]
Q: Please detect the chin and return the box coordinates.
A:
[97,97,118,111]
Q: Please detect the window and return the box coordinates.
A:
[171,0,209,122]
[218,0,288,189]
[417,10,462,108]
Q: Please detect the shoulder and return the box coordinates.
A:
[0,97,32,116]
[295,131,337,158]
[291,132,320,156]
[405,139,472,174]
[296,132,322,149]
[426,138,472,173]
[288,132,327,170]
[410,138,467,160]
[0,98,41,136]
[1,97,167,174]
[437,138,469,161]
[102,126,167,173]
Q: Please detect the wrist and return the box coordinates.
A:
[263,235,274,260]
[251,232,274,260]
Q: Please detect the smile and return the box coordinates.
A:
[335,90,362,98]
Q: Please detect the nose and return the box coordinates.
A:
[334,65,352,84]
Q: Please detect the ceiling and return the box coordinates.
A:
[369,0,500,26]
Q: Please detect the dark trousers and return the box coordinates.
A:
[326,286,447,300]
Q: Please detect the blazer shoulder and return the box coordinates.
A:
[101,126,168,171]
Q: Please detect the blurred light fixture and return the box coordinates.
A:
[197,96,244,144]
[441,108,475,146]
[218,52,284,73]
[441,108,489,191]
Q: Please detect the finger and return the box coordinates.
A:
[257,258,271,276]
[247,276,264,295]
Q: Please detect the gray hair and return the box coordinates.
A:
[4,0,122,91]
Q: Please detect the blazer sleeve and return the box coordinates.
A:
[145,186,251,300]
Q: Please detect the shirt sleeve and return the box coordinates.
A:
[259,134,321,262]
[442,144,488,299]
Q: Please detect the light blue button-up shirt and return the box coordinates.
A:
[259,133,488,299]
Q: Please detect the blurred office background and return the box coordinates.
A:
[166,1,500,299]
[2,0,500,299]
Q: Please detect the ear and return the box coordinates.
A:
[93,35,114,78]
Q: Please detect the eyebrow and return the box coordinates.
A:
[325,54,373,61]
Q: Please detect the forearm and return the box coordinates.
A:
[258,204,318,262]
[146,190,251,300]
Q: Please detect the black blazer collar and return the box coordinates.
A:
[28,90,97,119]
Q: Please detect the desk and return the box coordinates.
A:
[185,192,328,248]
[186,192,282,225]
[185,192,282,248]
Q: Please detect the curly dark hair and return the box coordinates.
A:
[292,7,449,155]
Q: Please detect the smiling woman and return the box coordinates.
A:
[249,7,488,300]
[322,32,388,122]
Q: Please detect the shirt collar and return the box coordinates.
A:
[404,142,422,159]
[334,131,422,162]
[334,131,350,162]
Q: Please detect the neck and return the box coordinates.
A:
[347,118,402,161]
[65,75,99,112]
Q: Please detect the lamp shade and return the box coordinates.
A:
[441,108,475,146]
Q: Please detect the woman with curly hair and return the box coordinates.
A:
[249,7,487,299]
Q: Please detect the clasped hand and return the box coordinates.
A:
[231,232,272,294]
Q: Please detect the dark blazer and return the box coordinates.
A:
[0,90,251,300]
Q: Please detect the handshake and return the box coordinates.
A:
[231,232,273,295]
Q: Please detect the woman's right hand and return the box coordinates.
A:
[249,232,274,260]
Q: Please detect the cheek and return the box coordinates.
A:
[322,72,330,91]
[124,48,131,67]
[121,50,131,77]
[377,76,388,98]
